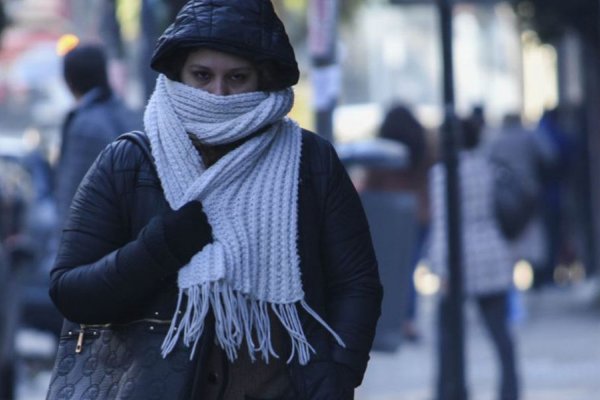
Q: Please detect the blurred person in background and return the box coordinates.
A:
[14,130,64,338]
[489,113,560,288]
[139,0,189,98]
[47,0,382,399]
[0,247,15,400]
[55,43,141,227]
[534,108,576,287]
[0,0,6,44]
[363,103,433,342]
[427,110,520,400]
[0,157,34,400]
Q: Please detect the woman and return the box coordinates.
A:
[48,1,382,399]
[363,104,433,342]
[427,113,520,400]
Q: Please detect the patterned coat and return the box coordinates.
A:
[427,150,514,296]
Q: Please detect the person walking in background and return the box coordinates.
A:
[489,113,559,287]
[427,110,520,400]
[534,108,575,287]
[0,0,7,44]
[47,1,382,399]
[55,43,140,227]
[364,103,433,342]
[138,0,189,99]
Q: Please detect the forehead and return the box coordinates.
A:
[184,48,254,69]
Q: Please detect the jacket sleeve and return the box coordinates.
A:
[321,142,383,387]
[49,143,183,324]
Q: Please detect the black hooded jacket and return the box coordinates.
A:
[50,131,382,398]
[49,1,381,398]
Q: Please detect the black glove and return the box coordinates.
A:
[162,201,213,266]
[292,361,356,399]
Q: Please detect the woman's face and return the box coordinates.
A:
[181,48,259,95]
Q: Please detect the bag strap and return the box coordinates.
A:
[117,130,153,165]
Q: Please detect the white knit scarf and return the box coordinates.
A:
[143,75,344,365]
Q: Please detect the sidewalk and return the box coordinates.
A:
[356,279,600,400]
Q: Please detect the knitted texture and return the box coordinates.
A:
[143,75,344,364]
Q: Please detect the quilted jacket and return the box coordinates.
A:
[49,130,382,399]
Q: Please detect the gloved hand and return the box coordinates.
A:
[291,361,356,399]
[162,200,213,266]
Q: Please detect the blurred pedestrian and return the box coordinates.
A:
[363,103,433,342]
[0,245,16,400]
[0,157,34,400]
[138,0,188,99]
[489,113,559,286]
[47,1,382,399]
[55,43,140,227]
[0,0,7,44]
[535,108,575,286]
[427,109,520,400]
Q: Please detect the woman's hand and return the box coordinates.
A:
[162,201,213,266]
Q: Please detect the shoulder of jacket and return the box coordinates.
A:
[300,129,338,175]
[68,104,115,129]
[301,128,332,148]
[103,135,152,173]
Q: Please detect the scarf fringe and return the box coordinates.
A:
[161,281,346,365]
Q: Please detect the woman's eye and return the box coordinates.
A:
[193,71,210,81]
[229,73,247,82]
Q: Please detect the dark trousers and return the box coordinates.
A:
[437,291,519,400]
[405,224,430,323]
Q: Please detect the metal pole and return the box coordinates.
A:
[437,0,467,399]
[308,0,339,143]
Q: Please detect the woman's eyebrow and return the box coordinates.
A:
[187,63,210,68]
[228,66,254,72]
[186,64,253,71]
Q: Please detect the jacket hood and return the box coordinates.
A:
[151,0,299,90]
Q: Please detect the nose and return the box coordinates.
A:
[210,78,229,96]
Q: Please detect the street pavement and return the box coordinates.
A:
[356,278,600,400]
[14,279,600,400]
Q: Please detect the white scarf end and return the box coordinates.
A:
[161,282,346,366]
